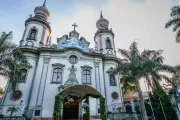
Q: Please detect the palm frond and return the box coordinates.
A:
[176,29,180,42]
[171,5,180,17]
[173,22,180,31]
[6,106,19,113]
[165,17,180,28]
[129,41,139,56]
[118,49,131,60]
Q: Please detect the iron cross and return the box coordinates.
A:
[72,23,78,31]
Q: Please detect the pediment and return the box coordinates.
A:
[52,63,65,68]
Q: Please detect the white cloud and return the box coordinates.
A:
[49,0,180,91]
[51,0,179,65]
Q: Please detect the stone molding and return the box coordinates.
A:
[94,62,100,67]
[27,26,38,40]
[80,65,92,70]
[43,57,50,63]
[52,63,65,68]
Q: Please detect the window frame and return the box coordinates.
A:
[107,67,117,86]
[33,107,42,117]
[27,27,38,41]
[106,37,112,49]
[82,70,91,84]
[81,65,92,84]
[69,55,78,64]
[51,63,65,84]
[20,69,28,83]
[18,64,32,83]
[29,29,36,40]
[52,68,63,83]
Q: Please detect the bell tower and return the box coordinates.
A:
[94,12,116,56]
[19,0,51,48]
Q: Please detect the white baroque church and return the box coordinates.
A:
[0,1,123,119]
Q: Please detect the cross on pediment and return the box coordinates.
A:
[72,23,78,31]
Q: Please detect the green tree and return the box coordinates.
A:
[100,96,107,120]
[83,104,90,120]
[135,89,177,120]
[165,5,180,42]
[150,87,176,120]
[111,42,175,120]
[6,106,19,119]
[0,31,27,92]
[53,94,62,120]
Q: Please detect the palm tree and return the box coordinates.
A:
[165,5,180,42]
[0,31,27,92]
[168,71,180,118]
[111,42,175,120]
[6,106,19,119]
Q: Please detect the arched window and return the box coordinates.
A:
[106,39,111,49]
[52,68,62,83]
[69,55,78,64]
[20,69,27,82]
[29,29,37,39]
[82,70,91,84]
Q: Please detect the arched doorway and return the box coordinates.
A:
[63,95,79,119]
[59,85,101,119]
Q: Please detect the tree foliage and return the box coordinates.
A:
[83,103,90,120]
[6,106,19,117]
[137,88,177,120]
[111,42,176,120]
[100,96,107,120]
[0,31,27,92]
[165,5,180,42]
[53,94,62,120]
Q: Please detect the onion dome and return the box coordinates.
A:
[34,0,50,20]
[96,11,109,30]
[25,0,51,33]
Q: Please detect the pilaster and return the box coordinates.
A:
[36,57,50,106]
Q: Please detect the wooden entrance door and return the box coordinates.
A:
[63,96,79,119]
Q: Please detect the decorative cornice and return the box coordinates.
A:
[20,63,32,69]
[94,29,114,40]
[94,62,100,67]
[20,47,121,63]
[25,17,51,33]
[80,37,90,47]
[52,63,65,68]
[43,57,50,63]
[107,67,114,74]
[81,65,92,70]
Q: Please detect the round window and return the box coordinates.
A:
[11,90,22,101]
[111,92,119,100]
[69,55,78,64]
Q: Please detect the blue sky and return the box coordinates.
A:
[0,0,180,86]
[0,0,178,44]
[0,0,107,44]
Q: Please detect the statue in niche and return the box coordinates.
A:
[64,65,79,86]
[110,74,117,86]
[19,100,25,116]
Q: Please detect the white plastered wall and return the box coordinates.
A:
[1,53,37,116]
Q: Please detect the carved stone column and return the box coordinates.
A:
[36,57,50,106]
[94,62,100,115]
[94,62,100,93]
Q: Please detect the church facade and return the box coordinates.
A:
[0,1,123,119]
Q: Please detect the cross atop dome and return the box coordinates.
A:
[100,11,103,18]
[72,23,78,31]
[43,0,47,7]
